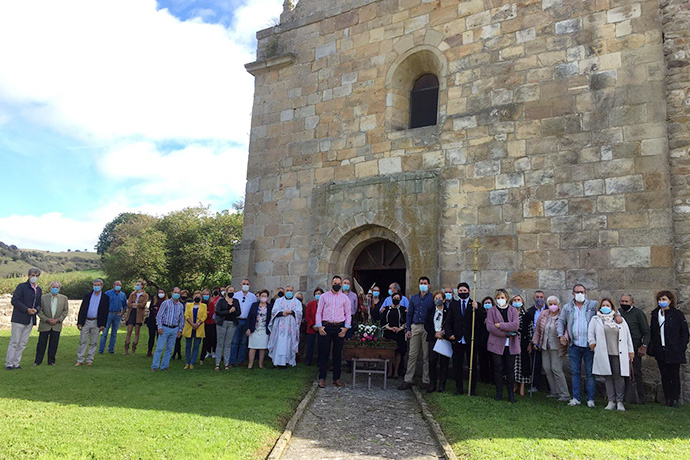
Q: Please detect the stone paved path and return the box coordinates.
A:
[281,374,444,459]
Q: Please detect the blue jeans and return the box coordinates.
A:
[151,326,177,370]
[569,345,595,402]
[230,319,248,365]
[99,313,122,353]
[185,337,202,365]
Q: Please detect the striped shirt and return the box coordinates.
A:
[156,299,185,330]
[572,305,588,347]
[315,291,352,328]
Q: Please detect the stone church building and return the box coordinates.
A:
[233,0,688,354]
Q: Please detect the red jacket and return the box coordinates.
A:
[205,296,219,325]
[305,300,318,334]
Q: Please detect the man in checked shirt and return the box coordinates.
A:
[315,275,352,388]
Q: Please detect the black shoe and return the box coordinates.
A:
[4,366,12,371]
[439,385,446,393]
[494,394,503,401]
[14,366,22,370]
[398,382,413,390]
[427,387,435,394]
[507,389,517,403]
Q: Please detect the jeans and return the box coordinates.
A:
[185,337,202,365]
[151,326,178,370]
[35,330,61,365]
[305,333,317,365]
[230,319,249,365]
[215,322,236,367]
[318,325,345,381]
[99,313,122,353]
[569,345,595,402]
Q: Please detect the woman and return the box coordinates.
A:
[478,296,494,384]
[173,289,190,360]
[424,290,449,393]
[214,285,239,371]
[588,298,634,411]
[304,288,323,366]
[182,291,207,370]
[145,288,166,357]
[486,288,520,403]
[200,288,217,365]
[382,292,407,379]
[647,291,689,408]
[125,280,149,355]
[246,289,272,369]
[369,286,382,325]
[532,296,570,401]
[513,294,532,397]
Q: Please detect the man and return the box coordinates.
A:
[525,290,546,392]
[5,268,42,370]
[230,278,258,366]
[399,276,433,390]
[380,282,410,312]
[34,281,68,366]
[76,279,109,366]
[443,286,454,308]
[619,293,650,403]
[315,275,352,388]
[268,285,303,367]
[342,278,361,317]
[151,287,186,371]
[99,280,127,354]
[445,282,479,395]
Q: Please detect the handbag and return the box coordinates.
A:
[624,373,640,404]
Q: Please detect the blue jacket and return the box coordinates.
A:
[11,280,42,326]
[246,302,273,334]
[557,299,598,346]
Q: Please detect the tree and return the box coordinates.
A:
[95,212,141,255]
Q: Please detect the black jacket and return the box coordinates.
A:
[77,291,109,328]
[246,302,273,334]
[425,304,449,343]
[444,297,475,344]
[11,280,42,326]
[215,296,240,325]
[648,307,689,364]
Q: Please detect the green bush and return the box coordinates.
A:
[0,270,107,300]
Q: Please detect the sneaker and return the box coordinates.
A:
[183,364,190,370]
[568,398,581,406]
[617,402,626,411]
[587,400,595,408]
[205,353,211,359]
[605,402,616,410]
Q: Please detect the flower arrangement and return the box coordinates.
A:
[352,323,384,347]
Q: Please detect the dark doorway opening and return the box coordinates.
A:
[352,240,407,297]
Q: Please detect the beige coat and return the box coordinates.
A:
[588,316,634,377]
[38,293,69,332]
[127,291,150,324]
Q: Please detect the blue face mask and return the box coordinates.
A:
[135,285,141,291]
[388,289,393,296]
[285,292,294,299]
[372,291,380,298]
[172,293,180,300]
[658,301,669,308]
[114,285,121,291]
[535,298,544,306]
[600,306,612,314]
[419,284,429,293]
[203,295,210,301]
[342,284,350,292]
[445,293,453,300]
[51,287,60,295]
[315,294,321,300]
[93,286,102,292]
[484,303,492,310]
[512,301,523,309]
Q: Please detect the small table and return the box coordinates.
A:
[352,358,389,390]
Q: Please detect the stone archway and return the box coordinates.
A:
[352,239,407,295]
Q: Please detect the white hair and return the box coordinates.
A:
[546,295,560,305]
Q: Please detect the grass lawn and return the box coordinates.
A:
[424,380,690,459]
[0,327,316,460]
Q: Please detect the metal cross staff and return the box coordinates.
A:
[467,237,485,396]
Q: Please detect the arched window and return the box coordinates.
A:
[409,73,439,129]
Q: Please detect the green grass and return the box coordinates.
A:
[0,269,105,298]
[0,327,315,460]
[424,381,690,459]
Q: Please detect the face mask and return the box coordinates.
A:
[496,298,507,307]
[260,296,268,302]
[29,276,38,284]
[483,303,492,310]
[158,293,165,298]
[373,291,380,298]
[658,301,669,308]
[203,295,210,301]
[574,293,586,303]
[458,292,469,300]
[242,285,250,292]
[114,285,122,291]
[172,293,180,300]
[277,291,285,297]
[620,304,632,312]
[392,298,401,306]
[512,301,523,309]
[181,297,188,303]
[332,284,341,292]
[535,298,544,307]
[315,294,321,300]
[286,292,294,299]
[213,291,219,297]
[388,289,393,296]
[194,297,202,303]
[342,284,350,292]
[93,286,102,292]
[51,287,60,295]
[419,284,429,293]
[599,306,612,315]
[221,291,226,297]
[434,299,443,306]
[548,305,559,312]
[445,293,453,300]
[227,292,234,298]
[135,285,141,291]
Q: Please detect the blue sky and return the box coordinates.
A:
[0,0,284,251]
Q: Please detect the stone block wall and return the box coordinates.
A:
[0,294,81,330]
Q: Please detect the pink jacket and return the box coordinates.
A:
[486,306,520,355]
[532,311,568,358]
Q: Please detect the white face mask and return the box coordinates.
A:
[574,293,586,303]
[29,276,38,284]
[242,285,250,292]
[158,293,165,298]
[496,298,507,307]
[221,291,226,296]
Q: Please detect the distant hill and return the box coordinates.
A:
[0,242,102,278]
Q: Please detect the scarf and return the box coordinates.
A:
[597,310,617,329]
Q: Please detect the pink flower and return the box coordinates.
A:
[361,338,366,342]
[373,337,378,342]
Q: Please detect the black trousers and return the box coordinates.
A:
[201,323,217,358]
[477,344,493,384]
[491,347,516,393]
[531,349,543,390]
[657,359,681,401]
[428,342,449,387]
[625,352,645,401]
[173,336,182,359]
[452,342,478,393]
[146,321,157,354]
[35,330,60,365]
[318,325,344,381]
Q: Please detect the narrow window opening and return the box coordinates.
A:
[409,73,439,129]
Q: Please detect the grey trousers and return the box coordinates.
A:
[604,355,626,403]
[404,323,429,385]
[77,319,100,364]
[215,322,237,367]
[5,322,33,368]
[541,349,570,399]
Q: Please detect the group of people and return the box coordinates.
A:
[4,268,689,410]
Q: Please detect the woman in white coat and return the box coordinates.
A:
[588,298,634,411]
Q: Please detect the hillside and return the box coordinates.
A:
[0,242,102,278]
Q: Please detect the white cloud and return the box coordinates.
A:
[0,213,104,252]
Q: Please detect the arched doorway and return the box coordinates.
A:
[352,240,407,296]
